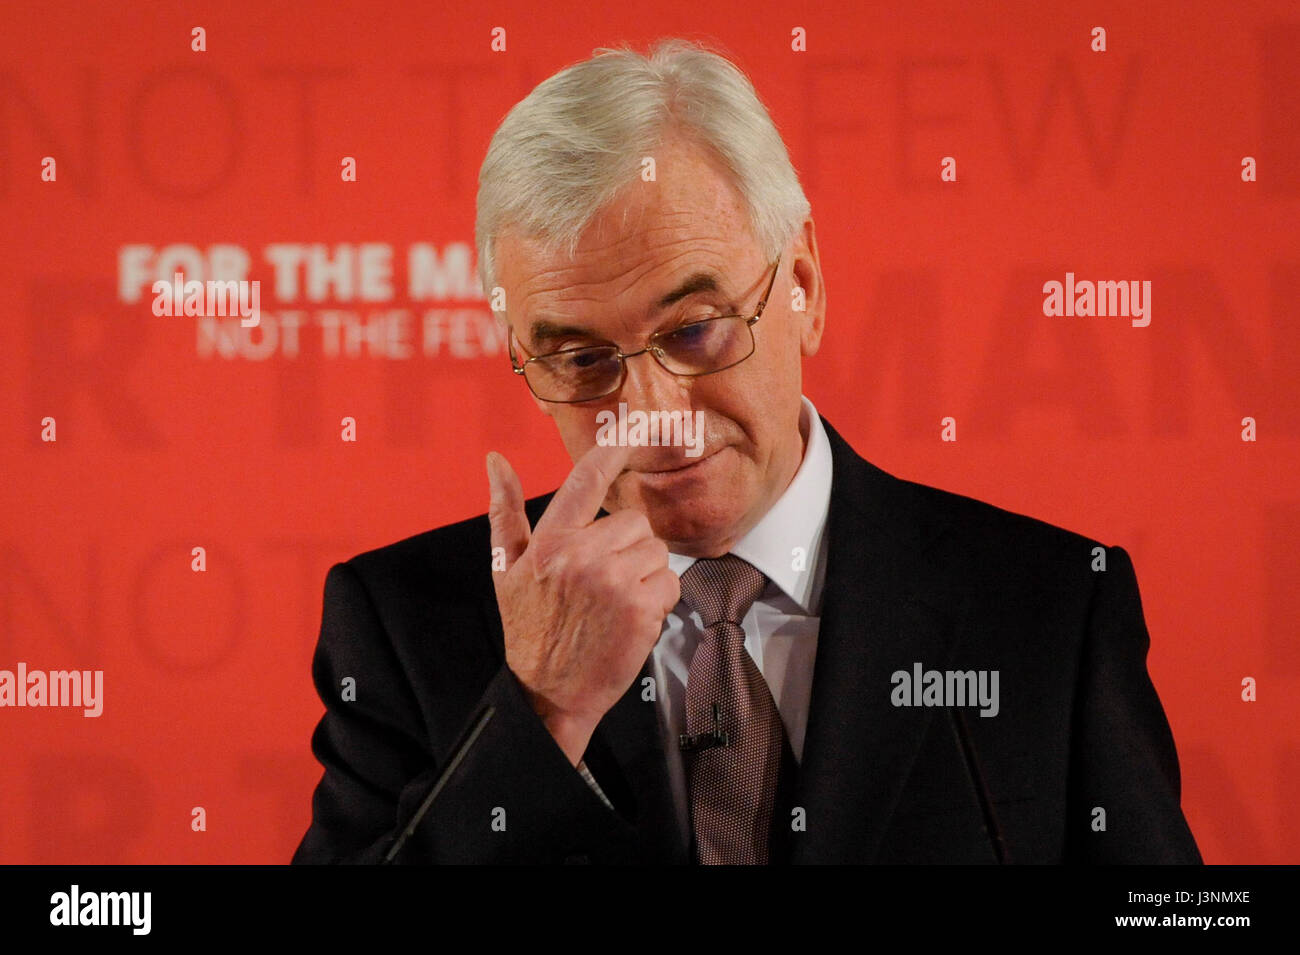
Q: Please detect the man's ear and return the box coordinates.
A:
[790,217,827,357]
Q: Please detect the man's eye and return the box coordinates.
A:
[563,349,606,369]
[670,319,722,344]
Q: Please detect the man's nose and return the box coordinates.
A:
[619,346,689,411]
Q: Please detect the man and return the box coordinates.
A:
[292,39,1201,864]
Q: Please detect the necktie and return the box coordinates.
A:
[678,554,790,864]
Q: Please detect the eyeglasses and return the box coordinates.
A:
[508,254,782,404]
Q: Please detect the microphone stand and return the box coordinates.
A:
[382,704,496,864]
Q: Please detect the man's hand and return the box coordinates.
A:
[486,444,680,766]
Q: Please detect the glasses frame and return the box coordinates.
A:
[507,253,783,404]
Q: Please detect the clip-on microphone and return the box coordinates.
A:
[679,702,730,753]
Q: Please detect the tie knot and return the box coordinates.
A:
[678,554,767,630]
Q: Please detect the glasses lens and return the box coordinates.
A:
[525,345,623,402]
[655,316,754,375]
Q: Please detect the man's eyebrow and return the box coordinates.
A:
[525,271,728,347]
[528,319,599,347]
[655,271,722,310]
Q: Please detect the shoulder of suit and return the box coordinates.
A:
[826,417,1121,566]
[878,467,1120,569]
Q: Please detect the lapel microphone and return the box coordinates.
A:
[679,701,730,752]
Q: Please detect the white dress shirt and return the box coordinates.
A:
[652,394,833,848]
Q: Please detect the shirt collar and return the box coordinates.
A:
[667,395,833,615]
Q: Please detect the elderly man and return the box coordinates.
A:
[293,39,1201,864]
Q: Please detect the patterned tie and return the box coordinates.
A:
[678,554,789,864]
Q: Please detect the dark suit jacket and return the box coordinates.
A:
[292,417,1202,864]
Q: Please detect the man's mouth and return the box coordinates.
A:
[630,446,722,476]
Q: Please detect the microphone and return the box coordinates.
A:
[382,704,496,864]
[947,707,1011,864]
[679,702,729,753]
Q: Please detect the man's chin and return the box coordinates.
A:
[605,458,754,551]
[639,498,750,556]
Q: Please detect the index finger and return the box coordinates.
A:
[534,441,632,536]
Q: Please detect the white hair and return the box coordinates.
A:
[474,37,811,298]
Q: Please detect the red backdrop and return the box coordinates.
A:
[1,0,1295,864]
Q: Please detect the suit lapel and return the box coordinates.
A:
[789,419,970,863]
[585,658,688,863]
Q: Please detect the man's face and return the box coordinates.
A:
[495,132,826,557]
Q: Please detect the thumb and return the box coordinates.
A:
[487,451,531,572]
